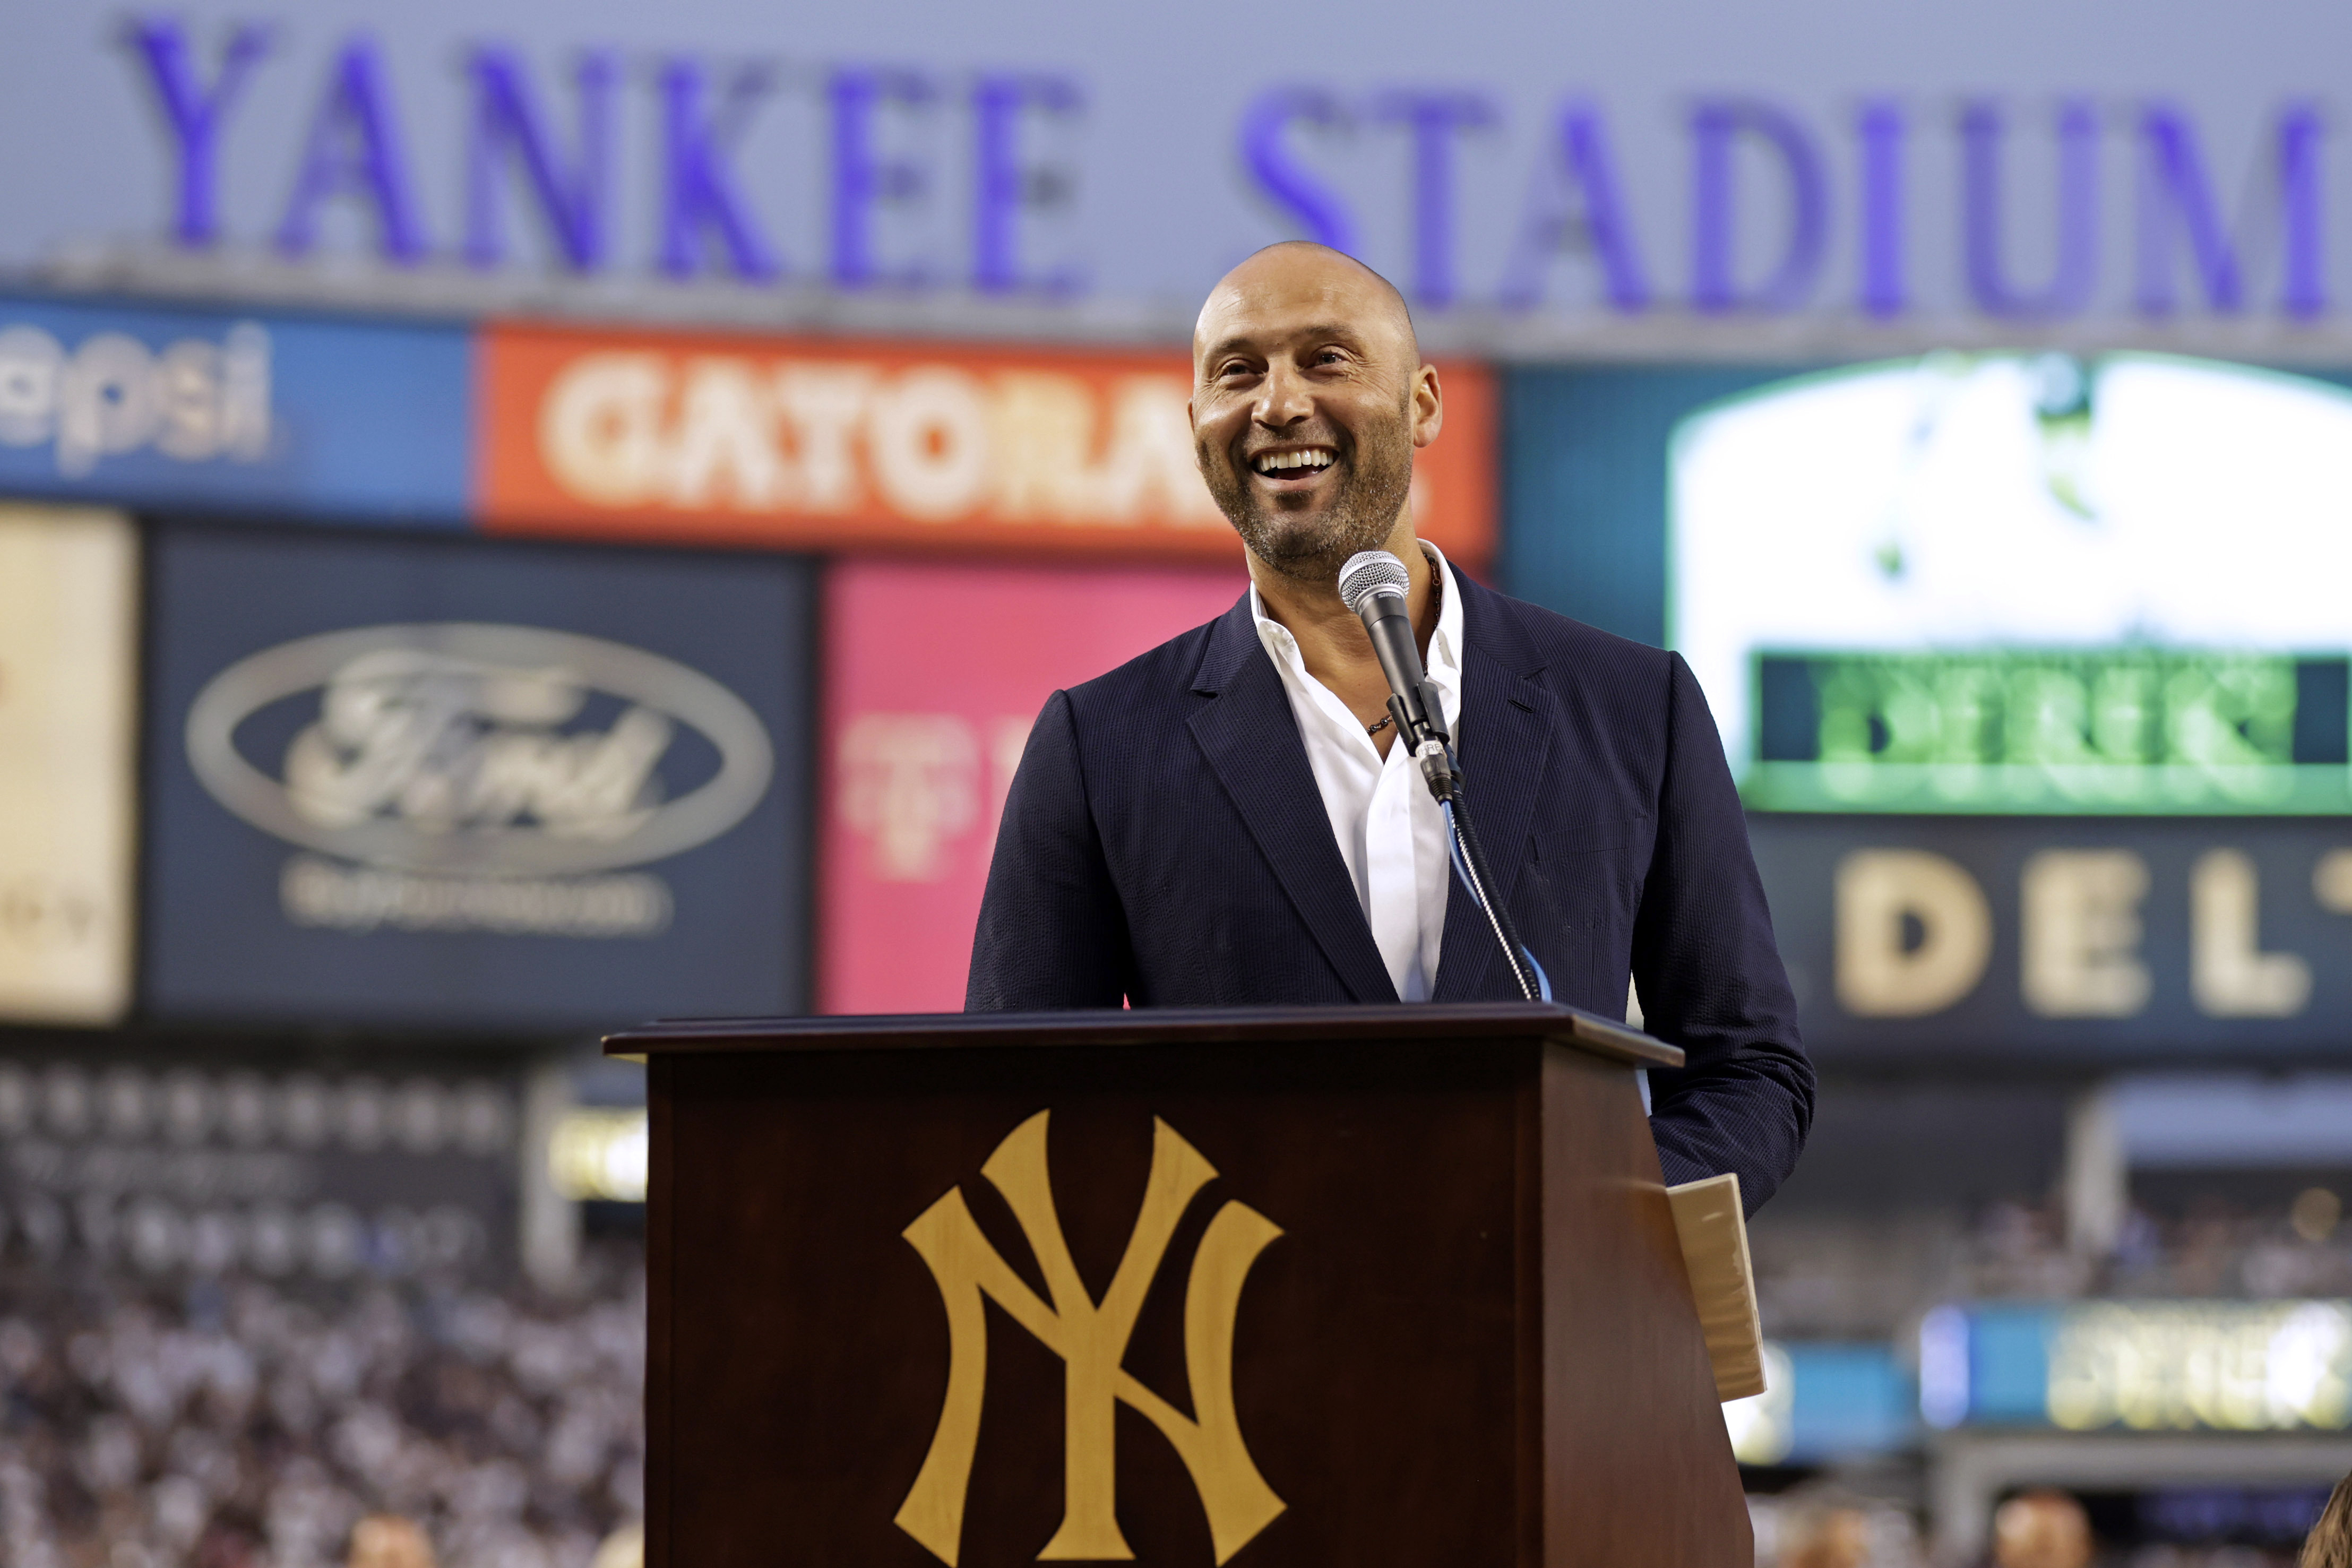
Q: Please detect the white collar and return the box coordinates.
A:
[1249,539,1466,725]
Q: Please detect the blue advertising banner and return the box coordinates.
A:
[0,296,469,523]
[143,523,809,1028]
[1751,815,2352,1065]
[1919,1298,2352,1434]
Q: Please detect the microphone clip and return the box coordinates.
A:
[1387,686,1457,802]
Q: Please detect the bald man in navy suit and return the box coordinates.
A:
[967,243,1812,1213]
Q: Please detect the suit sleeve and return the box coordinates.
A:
[1633,652,1816,1214]
[965,687,1134,1011]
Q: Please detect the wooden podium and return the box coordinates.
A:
[608,1002,1750,1567]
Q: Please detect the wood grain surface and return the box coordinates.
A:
[636,1016,1745,1568]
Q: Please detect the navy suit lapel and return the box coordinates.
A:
[1187,599,1399,1003]
[1434,579,1554,1002]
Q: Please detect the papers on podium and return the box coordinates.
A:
[1668,1173,1768,1402]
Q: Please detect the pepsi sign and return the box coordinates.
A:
[0,297,469,522]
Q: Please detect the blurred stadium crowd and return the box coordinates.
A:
[5,1191,2347,1567]
[1759,1190,2352,1343]
[0,1245,643,1568]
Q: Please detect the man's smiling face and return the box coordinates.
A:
[1190,244,1442,584]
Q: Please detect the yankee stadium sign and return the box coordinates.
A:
[5,5,2339,351]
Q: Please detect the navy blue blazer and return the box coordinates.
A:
[967,572,1814,1212]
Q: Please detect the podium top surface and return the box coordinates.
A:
[604,1001,1683,1069]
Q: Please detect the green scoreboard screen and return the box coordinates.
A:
[1748,650,2351,814]
[1671,354,2352,816]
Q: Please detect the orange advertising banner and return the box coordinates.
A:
[475,323,1496,564]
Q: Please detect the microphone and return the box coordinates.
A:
[1338,550,1450,772]
[1337,548,1548,1004]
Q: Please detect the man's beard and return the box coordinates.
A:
[1203,411,1415,584]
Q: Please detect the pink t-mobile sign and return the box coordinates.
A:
[821,557,1245,1013]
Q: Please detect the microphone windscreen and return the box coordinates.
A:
[1338,550,1411,617]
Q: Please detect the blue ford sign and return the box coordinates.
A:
[143,524,811,1028]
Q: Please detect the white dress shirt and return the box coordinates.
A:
[1251,542,1464,1001]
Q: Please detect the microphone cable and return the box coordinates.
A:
[1442,782,1549,1004]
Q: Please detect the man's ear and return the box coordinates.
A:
[1187,394,1215,478]
[1411,363,1445,449]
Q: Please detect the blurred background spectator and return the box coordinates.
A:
[347,1517,438,1568]
[1993,1492,2095,1568]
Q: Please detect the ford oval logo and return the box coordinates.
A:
[185,624,773,877]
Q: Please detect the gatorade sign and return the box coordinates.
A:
[478,323,1496,562]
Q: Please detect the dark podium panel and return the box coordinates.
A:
[610,1003,1750,1568]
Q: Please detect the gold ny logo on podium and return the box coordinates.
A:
[896,1110,1287,1566]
